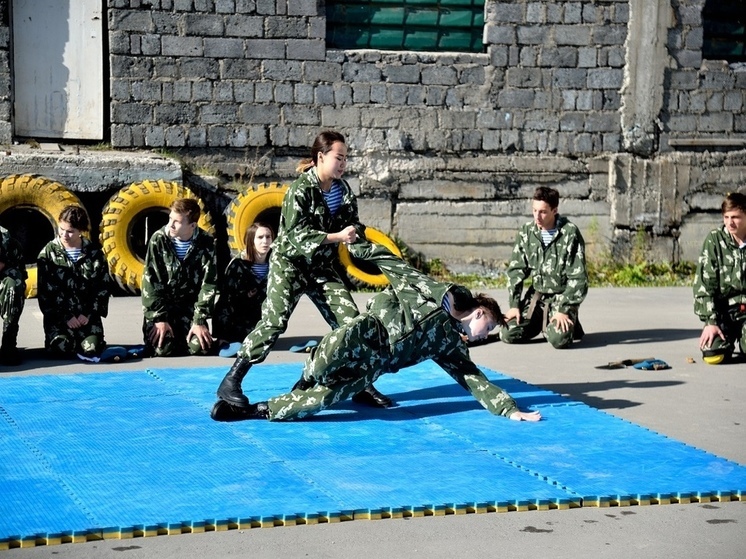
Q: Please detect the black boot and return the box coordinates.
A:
[0,323,21,366]
[216,357,252,408]
[291,372,317,391]
[210,400,269,422]
[352,384,395,408]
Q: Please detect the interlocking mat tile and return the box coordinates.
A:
[1,362,744,548]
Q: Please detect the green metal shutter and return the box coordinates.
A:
[326,0,486,53]
[702,0,746,63]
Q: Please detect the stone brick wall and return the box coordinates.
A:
[105,0,629,155]
[0,0,10,145]
[0,0,744,274]
[660,0,746,150]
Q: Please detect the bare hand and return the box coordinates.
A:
[509,410,542,422]
[504,307,521,324]
[187,324,213,351]
[338,225,357,244]
[66,316,82,329]
[550,312,573,333]
[699,324,725,350]
[149,322,173,348]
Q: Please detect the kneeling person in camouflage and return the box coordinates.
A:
[211,248,540,423]
[0,225,26,365]
[500,186,588,349]
[693,191,746,364]
[141,199,217,357]
[37,205,111,358]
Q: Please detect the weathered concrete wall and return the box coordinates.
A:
[0,0,10,145]
[0,0,744,274]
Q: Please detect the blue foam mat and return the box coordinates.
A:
[1,362,744,547]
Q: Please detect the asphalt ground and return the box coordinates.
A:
[3,286,745,558]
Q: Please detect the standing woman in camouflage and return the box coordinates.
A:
[37,205,111,358]
[500,186,588,349]
[213,221,274,353]
[216,130,392,409]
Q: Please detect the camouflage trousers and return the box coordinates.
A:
[237,257,359,364]
[266,311,517,421]
[45,316,105,357]
[500,291,579,349]
[267,314,389,421]
[265,245,518,421]
[143,310,211,357]
[0,276,25,330]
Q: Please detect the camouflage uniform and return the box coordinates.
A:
[237,168,368,364]
[37,237,111,356]
[0,226,27,360]
[693,225,746,358]
[266,247,520,421]
[500,216,588,349]
[213,252,268,343]
[141,226,217,357]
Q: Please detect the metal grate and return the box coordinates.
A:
[702,0,746,63]
[326,0,486,53]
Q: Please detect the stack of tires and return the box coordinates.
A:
[0,174,401,297]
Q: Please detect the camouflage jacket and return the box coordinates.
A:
[37,237,110,323]
[0,225,27,285]
[213,253,268,340]
[141,226,217,326]
[273,168,366,268]
[693,226,746,325]
[506,216,588,314]
[366,276,518,417]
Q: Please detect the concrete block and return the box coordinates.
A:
[245,39,285,60]
[110,10,155,32]
[183,13,224,36]
[498,89,535,108]
[162,36,203,57]
[287,0,318,16]
[421,66,458,86]
[304,61,342,83]
[239,104,281,125]
[155,103,199,125]
[287,40,325,61]
[555,25,592,46]
[553,68,587,88]
[204,38,244,58]
[181,58,219,80]
[587,68,623,89]
[507,68,542,88]
[225,15,264,37]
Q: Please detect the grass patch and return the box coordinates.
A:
[394,235,696,291]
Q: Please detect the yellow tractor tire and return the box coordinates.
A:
[225,182,289,255]
[99,180,214,293]
[0,174,87,298]
[338,227,402,288]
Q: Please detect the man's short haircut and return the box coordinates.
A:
[722,192,746,215]
[58,205,89,231]
[170,198,201,224]
[533,186,560,210]
[474,293,506,328]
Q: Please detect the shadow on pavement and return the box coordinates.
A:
[578,328,700,348]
